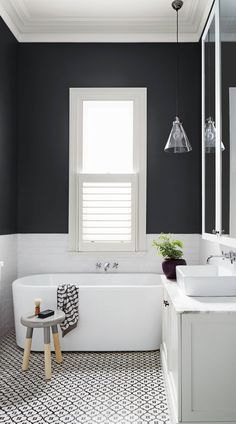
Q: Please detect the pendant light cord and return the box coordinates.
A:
[176,8,179,117]
[208,31,211,118]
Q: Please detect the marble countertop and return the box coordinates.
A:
[161,275,236,313]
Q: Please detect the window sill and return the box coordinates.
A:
[68,250,147,258]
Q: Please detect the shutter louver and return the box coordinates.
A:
[78,174,136,251]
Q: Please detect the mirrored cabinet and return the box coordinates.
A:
[203,12,216,235]
[202,0,236,247]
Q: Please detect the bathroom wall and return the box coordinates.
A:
[0,30,203,335]
[17,234,201,277]
[17,43,201,235]
[14,44,201,321]
[0,17,17,234]
[0,17,18,338]
[221,43,236,234]
[0,235,17,337]
[200,238,236,272]
[199,238,236,274]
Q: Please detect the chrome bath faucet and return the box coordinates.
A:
[95,262,119,271]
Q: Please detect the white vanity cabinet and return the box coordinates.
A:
[161,278,236,424]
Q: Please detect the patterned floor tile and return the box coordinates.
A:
[0,332,170,423]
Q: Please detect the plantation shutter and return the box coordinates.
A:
[78,174,136,251]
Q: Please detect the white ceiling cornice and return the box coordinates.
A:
[0,1,20,40]
[0,0,214,43]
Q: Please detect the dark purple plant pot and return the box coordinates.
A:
[162,258,186,280]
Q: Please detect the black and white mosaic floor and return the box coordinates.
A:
[0,332,170,424]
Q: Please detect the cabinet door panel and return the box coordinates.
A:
[162,288,181,422]
[168,303,180,408]
[182,313,236,422]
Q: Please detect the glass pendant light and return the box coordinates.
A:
[164,0,192,153]
[205,116,225,153]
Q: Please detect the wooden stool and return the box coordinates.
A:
[20,310,65,380]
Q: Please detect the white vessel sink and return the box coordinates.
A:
[176,265,236,297]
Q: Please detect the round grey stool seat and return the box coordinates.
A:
[21,310,65,380]
[21,310,65,328]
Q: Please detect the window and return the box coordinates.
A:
[69,88,147,252]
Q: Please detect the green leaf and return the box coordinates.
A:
[152,233,184,259]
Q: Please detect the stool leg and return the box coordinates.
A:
[51,325,63,364]
[44,327,51,380]
[22,328,33,371]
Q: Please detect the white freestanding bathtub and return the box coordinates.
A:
[12,273,163,352]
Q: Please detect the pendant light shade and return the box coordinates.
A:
[164,0,192,153]
[205,117,225,153]
[165,116,192,153]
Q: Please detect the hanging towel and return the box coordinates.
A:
[57,284,79,337]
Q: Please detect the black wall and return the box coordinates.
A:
[17,43,201,234]
[221,43,236,234]
[205,42,215,234]
[0,18,17,235]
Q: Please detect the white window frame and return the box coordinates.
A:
[69,87,147,253]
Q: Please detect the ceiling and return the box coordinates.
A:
[0,0,214,42]
[220,0,236,41]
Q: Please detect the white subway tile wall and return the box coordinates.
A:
[200,238,236,273]
[17,234,201,277]
[0,235,17,338]
[2,232,236,338]
[0,233,203,337]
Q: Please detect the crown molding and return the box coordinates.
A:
[196,0,214,40]
[18,32,200,43]
[0,1,20,40]
[0,0,213,43]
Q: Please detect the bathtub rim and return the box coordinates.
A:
[12,272,163,288]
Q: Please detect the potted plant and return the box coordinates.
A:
[153,234,186,280]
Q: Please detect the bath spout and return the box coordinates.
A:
[104,262,110,272]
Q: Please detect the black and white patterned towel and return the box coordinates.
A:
[57,284,79,337]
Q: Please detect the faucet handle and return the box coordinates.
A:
[221,250,226,260]
[113,262,119,269]
[229,251,236,263]
[96,262,102,270]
